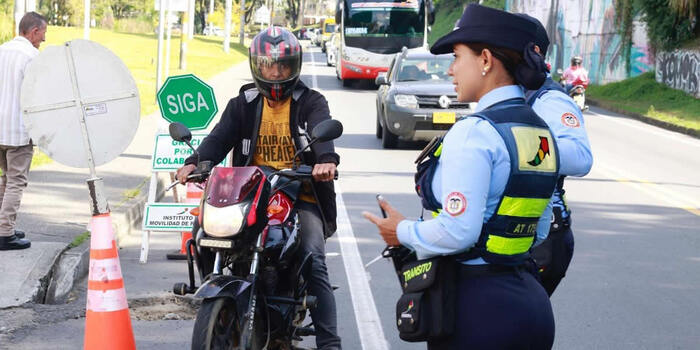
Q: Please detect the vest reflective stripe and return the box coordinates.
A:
[497,196,551,218]
[485,235,535,255]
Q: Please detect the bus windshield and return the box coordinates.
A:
[343,0,425,54]
[325,23,337,33]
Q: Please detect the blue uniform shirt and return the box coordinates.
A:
[397,85,552,265]
[529,76,593,218]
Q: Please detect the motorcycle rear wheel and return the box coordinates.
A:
[192,297,262,350]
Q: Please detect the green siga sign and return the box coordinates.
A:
[157,74,218,130]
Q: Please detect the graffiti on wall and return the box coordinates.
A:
[506,0,653,84]
[656,50,700,97]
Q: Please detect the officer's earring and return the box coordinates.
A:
[482,67,489,76]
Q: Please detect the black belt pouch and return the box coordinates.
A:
[395,256,456,342]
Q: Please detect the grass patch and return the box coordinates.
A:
[587,72,700,131]
[429,1,466,46]
[114,177,150,209]
[42,26,248,117]
[30,150,53,168]
[68,231,91,248]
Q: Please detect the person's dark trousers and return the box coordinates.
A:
[428,266,554,350]
[297,201,342,350]
[539,227,575,296]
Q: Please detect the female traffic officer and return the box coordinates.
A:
[364,4,559,349]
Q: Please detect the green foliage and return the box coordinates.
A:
[614,0,634,76]
[587,72,700,131]
[428,0,505,45]
[637,0,697,51]
[113,17,154,33]
[1,12,12,44]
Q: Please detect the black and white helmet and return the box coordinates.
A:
[249,26,302,101]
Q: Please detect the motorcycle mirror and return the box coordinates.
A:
[169,122,193,143]
[311,119,343,143]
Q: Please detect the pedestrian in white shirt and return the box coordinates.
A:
[0,12,47,250]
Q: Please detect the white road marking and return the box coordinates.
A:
[335,183,390,350]
[307,49,319,89]
[305,46,389,350]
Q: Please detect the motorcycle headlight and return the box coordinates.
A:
[394,94,419,109]
[202,202,249,238]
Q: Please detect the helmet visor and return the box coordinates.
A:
[250,55,302,84]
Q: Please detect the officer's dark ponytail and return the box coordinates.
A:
[515,43,547,90]
[466,43,546,90]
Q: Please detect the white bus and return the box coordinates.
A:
[335,0,435,86]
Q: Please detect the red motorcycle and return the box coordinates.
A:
[167,119,343,350]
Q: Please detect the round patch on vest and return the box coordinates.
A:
[561,113,580,128]
[444,192,467,216]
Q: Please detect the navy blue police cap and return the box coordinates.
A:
[515,13,550,53]
[430,4,538,55]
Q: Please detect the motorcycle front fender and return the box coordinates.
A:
[194,275,251,300]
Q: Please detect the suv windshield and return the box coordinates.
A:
[397,56,454,82]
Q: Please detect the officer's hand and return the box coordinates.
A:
[312,162,336,182]
[176,164,197,184]
[362,197,405,246]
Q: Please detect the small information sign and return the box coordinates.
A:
[151,133,228,170]
[143,203,199,231]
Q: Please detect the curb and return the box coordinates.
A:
[43,173,168,304]
[587,98,700,139]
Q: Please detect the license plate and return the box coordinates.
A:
[199,238,233,249]
[433,111,456,124]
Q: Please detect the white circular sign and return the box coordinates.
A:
[20,39,140,168]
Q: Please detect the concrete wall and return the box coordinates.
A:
[506,0,653,84]
[656,50,700,98]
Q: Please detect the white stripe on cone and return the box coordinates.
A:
[88,258,123,282]
[87,289,129,313]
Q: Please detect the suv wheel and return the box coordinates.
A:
[381,122,399,149]
[376,110,383,139]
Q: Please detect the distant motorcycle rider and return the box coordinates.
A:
[562,56,589,91]
[176,26,342,350]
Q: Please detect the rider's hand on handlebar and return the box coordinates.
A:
[312,162,336,182]
[176,164,197,184]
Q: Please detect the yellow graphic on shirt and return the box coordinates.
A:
[253,98,295,169]
[510,126,557,173]
[253,98,316,203]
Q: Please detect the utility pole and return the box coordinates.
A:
[180,9,188,69]
[84,0,91,39]
[156,0,166,96]
[188,0,195,38]
[239,0,246,45]
[224,0,232,52]
[297,0,305,28]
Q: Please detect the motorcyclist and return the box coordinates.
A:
[562,56,589,92]
[176,26,342,350]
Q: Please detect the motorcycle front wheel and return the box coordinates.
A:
[192,297,263,350]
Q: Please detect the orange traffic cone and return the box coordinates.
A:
[84,213,135,350]
[167,183,203,260]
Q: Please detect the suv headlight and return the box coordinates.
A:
[203,202,249,238]
[394,94,419,109]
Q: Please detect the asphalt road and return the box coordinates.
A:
[6,44,700,350]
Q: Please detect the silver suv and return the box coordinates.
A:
[375,49,475,149]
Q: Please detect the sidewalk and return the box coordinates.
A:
[0,59,252,314]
